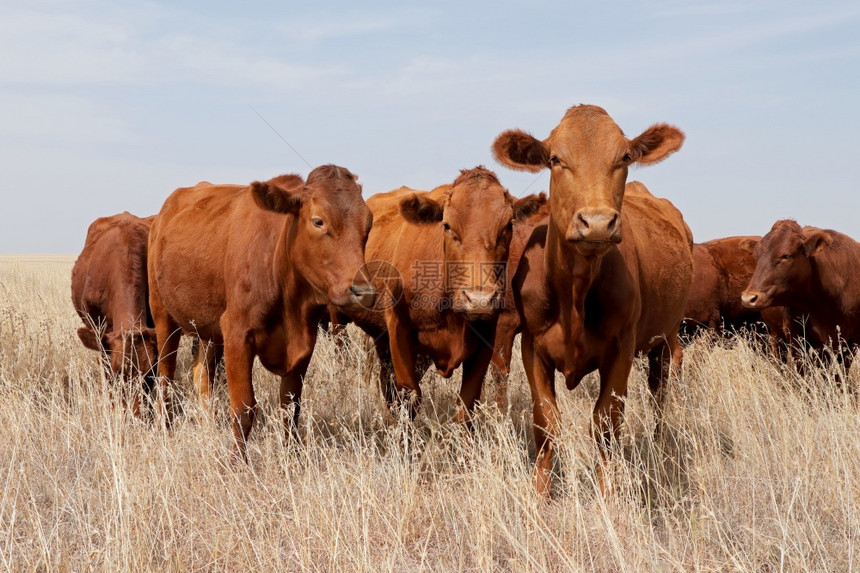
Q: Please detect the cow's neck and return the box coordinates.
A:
[276,218,326,318]
[545,217,603,348]
[811,243,860,311]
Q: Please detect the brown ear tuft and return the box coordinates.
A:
[266,174,304,192]
[77,326,104,351]
[492,130,549,173]
[737,238,759,254]
[804,230,834,257]
[629,123,685,165]
[512,192,548,221]
[251,181,304,214]
[400,194,444,224]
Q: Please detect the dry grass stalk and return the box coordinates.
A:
[0,256,857,571]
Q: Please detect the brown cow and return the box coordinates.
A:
[71,212,157,416]
[741,220,860,373]
[682,236,787,343]
[487,194,549,412]
[346,167,545,422]
[493,105,693,495]
[148,165,376,457]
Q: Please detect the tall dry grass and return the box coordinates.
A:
[0,256,857,571]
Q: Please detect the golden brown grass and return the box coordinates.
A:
[0,256,858,571]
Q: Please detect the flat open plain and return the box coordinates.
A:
[0,257,857,571]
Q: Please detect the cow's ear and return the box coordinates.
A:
[104,330,125,352]
[628,123,685,165]
[141,327,157,344]
[400,194,444,224]
[512,192,547,221]
[251,180,303,215]
[738,238,759,254]
[77,326,104,351]
[804,230,834,257]
[266,174,304,192]
[492,129,550,173]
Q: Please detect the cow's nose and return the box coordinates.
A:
[349,284,377,308]
[460,288,501,315]
[567,208,621,243]
[741,291,760,308]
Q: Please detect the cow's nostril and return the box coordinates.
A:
[608,213,619,232]
[350,284,373,296]
[741,291,760,307]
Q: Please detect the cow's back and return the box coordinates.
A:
[72,212,153,332]
[366,185,451,269]
[362,187,447,329]
[703,236,761,327]
[619,182,693,352]
[683,243,722,332]
[149,182,278,340]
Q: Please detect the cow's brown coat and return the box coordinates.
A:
[148,166,375,456]
[493,105,693,494]
[742,220,860,372]
[487,195,550,412]
[683,236,786,342]
[71,212,157,416]
[346,167,544,421]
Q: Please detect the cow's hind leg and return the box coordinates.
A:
[192,338,222,407]
[150,287,181,427]
[488,319,517,414]
[372,335,397,407]
[647,335,681,437]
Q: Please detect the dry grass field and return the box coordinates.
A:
[0,255,858,571]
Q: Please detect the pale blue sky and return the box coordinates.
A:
[2,0,859,252]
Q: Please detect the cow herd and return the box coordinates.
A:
[70,104,860,495]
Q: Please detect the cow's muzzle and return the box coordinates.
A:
[741,290,768,309]
[565,208,622,248]
[348,284,377,309]
[455,288,502,320]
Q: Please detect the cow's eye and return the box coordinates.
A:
[312,217,324,228]
[442,222,451,232]
[780,254,792,261]
[550,156,561,167]
[622,151,632,163]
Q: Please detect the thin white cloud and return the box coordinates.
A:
[645,4,860,64]
[0,4,347,92]
[0,93,134,144]
[279,15,404,44]
[657,0,776,17]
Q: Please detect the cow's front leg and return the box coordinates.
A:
[221,313,257,461]
[384,308,422,419]
[280,322,315,444]
[457,321,497,424]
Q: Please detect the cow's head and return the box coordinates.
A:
[251,166,376,311]
[400,167,545,319]
[78,325,157,378]
[741,220,832,309]
[492,105,684,256]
